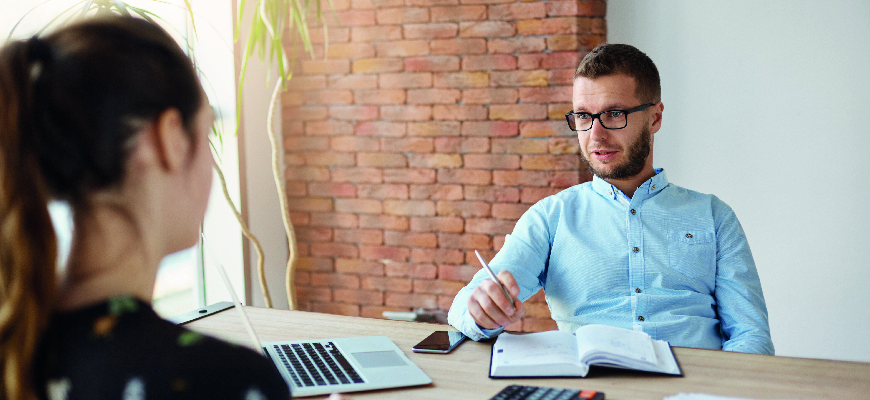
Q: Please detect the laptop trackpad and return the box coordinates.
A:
[351,351,408,368]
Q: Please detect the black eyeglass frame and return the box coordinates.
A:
[565,103,655,132]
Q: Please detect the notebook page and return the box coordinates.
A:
[574,324,657,367]
[493,331,579,367]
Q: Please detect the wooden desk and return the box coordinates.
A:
[187,307,869,400]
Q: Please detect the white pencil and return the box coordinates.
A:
[474,250,514,305]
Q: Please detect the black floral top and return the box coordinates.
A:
[37,296,290,400]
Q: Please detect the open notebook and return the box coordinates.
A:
[201,235,432,397]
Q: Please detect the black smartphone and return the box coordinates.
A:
[412,331,467,354]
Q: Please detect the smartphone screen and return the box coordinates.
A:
[412,331,467,353]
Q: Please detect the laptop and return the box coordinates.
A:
[200,235,432,397]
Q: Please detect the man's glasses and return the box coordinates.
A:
[565,103,655,132]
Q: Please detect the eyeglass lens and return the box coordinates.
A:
[571,111,627,131]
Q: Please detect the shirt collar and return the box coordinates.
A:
[591,168,669,200]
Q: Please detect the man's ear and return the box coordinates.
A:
[649,102,664,135]
[153,108,190,172]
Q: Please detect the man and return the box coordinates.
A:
[448,44,774,355]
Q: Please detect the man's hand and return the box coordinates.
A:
[467,270,524,329]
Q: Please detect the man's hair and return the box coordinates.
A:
[574,43,661,104]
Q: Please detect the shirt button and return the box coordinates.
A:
[630,209,636,215]
[632,247,639,253]
[686,233,693,239]
[651,185,656,190]
[635,288,641,293]
[638,316,645,321]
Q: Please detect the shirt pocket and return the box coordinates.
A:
[667,229,716,279]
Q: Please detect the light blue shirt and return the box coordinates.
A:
[448,170,774,355]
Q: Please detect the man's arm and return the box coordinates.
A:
[712,198,775,355]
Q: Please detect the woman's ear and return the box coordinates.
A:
[153,108,190,172]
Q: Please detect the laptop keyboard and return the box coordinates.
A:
[271,342,365,387]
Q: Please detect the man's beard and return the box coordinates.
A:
[580,126,651,180]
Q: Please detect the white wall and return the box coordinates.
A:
[607,0,870,362]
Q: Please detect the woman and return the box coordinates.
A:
[0,16,346,400]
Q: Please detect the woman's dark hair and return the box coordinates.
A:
[0,16,202,399]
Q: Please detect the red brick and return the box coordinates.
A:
[433,72,489,88]
[382,138,434,153]
[464,154,520,169]
[334,289,383,305]
[384,231,438,247]
[413,279,466,296]
[520,120,569,137]
[464,186,520,202]
[407,89,461,105]
[410,248,465,264]
[286,75,327,91]
[518,52,583,70]
[311,212,359,228]
[354,89,406,104]
[296,257,334,272]
[465,218,516,235]
[432,105,488,121]
[359,245,411,261]
[385,292,437,309]
[308,25,351,43]
[302,59,351,75]
[295,271,311,286]
[302,152,356,167]
[489,2,546,20]
[492,138,549,154]
[408,154,463,168]
[436,169,492,185]
[592,18,606,35]
[336,258,385,275]
[519,86,573,103]
[297,226,333,242]
[375,40,429,57]
[285,154,306,167]
[550,170,585,187]
[334,228,385,245]
[335,198,383,214]
[362,276,413,292]
[352,58,404,73]
[549,137,580,154]
[462,88,517,105]
[379,72,432,88]
[437,264,480,282]
[407,121,460,137]
[361,306,408,319]
[517,17,591,36]
[328,0,354,12]
[283,106,328,121]
[351,26,402,42]
[436,201,491,217]
[283,120,304,136]
[461,121,518,137]
[375,7,429,24]
[547,34,605,51]
[285,166,330,182]
[439,233,491,250]
[385,263,437,279]
[331,167,383,183]
[410,216,464,232]
[490,70,548,87]
[548,103,573,120]
[461,0,513,5]
[297,286,332,302]
[359,214,409,230]
[381,105,432,121]
[328,105,379,121]
[407,0,457,5]
[282,91,306,106]
[404,56,460,72]
[430,5,486,21]
[521,187,561,203]
[309,303,361,317]
[548,68,576,85]
[357,183,409,199]
[308,182,357,197]
[383,200,436,216]
[547,0,607,17]
[312,272,360,289]
[430,38,487,55]
[409,185,464,200]
[287,198,333,212]
[459,21,515,37]
[355,121,406,137]
[331,136,380,151]
[357,152,408,167]
[493,170,549,187]
[489,104,548,121]
[403,23,458,39]
[434,137,490,153]
[492,203,531,219]
[522,154,580,170]
[305,120,354,136]
[328,74,379,89]
[285,181,308,197]
[310,242,359,258]
[521,317,558,332]
[324,42,376,59]
[487,37,546,54]
[462,54,517,71]
[369,0,404,8]
[384,168,437,183]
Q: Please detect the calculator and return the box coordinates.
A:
[489,385,605,400]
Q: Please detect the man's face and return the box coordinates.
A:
[572,74,659,181]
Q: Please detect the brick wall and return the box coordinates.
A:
[282,0,605,332]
